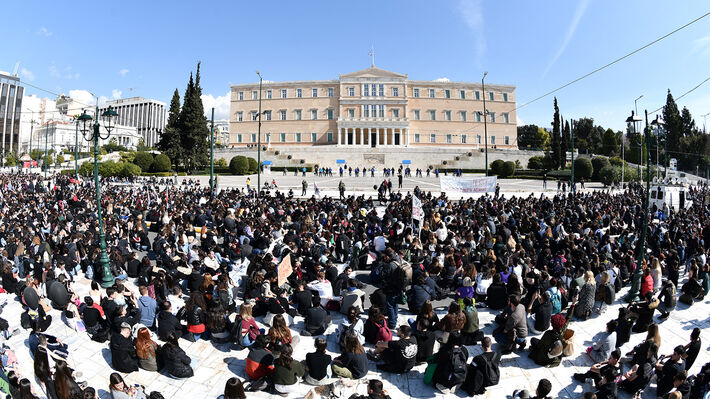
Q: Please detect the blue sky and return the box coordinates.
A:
[3,0,710,131]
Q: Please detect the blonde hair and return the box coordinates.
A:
[585,270,595,285]
[600,271,610,285]
[239,304,253,320]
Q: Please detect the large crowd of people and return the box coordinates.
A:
[0,170,708,399]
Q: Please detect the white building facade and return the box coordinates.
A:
[36,119,141,154]
[0,71,24,162]
[99,97,166,147]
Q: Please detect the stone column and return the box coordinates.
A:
[360,128,364,146]
[337,128,341,146]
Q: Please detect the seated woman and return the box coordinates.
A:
[528,314,566,367]
[233,303,261,348]
[219,377,246,399]
[456,277,475,305]
[303,337,332,386]
[206,305,230,344]
[363,307,391,345]
[338,306,365,350]
[271,344,305,395]
[53,359,83,399]
[161,332,195,379]
[109,372,147,399]
[485,273,508,310]
[332,334,368,379]
[474,267,493,304]
[587,320,617,363]
[245,335,275,381]
[267,314,297,353]
[264,288,295,326]
[135,327,160,371]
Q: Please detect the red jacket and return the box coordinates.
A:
[641,274,654,296]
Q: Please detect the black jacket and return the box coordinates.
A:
[186,306,205,327]
[157,311,183,341]
[110,332,138,373]
[162,344,194,378]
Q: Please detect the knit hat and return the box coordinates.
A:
[550,314,566,331]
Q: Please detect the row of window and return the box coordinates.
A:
[235,108,510,123]
[236,86,510,101]
[232,132,510,145]
[411,133,509,145]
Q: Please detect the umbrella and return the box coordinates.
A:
[47,281,69,309]
[20,154,32,162]
[23,286,39,310]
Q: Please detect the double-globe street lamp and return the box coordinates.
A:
[651,115,665,179]
[77,105,118,288]
[624,111,642,189]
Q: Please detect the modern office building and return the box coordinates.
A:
[0,71,24,161]
[99,97,166,147]
[229,66,516,148]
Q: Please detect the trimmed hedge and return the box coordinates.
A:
[490,160,505,175]
[133,152,154,172]
[152,154,171,172]
[501,161,516,177]
[573,158,593,180]
[247,157,258,174]
[591,157,610,181]
[229,156,249,175]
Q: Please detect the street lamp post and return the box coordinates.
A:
[210,107,215,198]
[75,118,79,178]
[44,120,50,179]
[25,108,34,169]
[78,105,118,288]
[482,71,489,176]
[256,71,263,196]
[651,115,664,180]
[570,119,575,193]
[626,110,652,303]
[634,95,643,179]
[625,111,642,188]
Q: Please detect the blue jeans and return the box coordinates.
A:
[385,295,399,329]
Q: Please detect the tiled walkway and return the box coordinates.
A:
[5,271,708,399]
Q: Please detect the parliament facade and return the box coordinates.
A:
[229,67,516,148]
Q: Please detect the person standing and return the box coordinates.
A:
[246,177,251,192]
[301,179,308,196]
[397,172,403,189]
[338,181,346,200]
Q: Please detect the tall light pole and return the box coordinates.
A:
[634,95,643,178]
[625,111,642,187]
[77,104,118,288]
[570,119,575,193]
[626,110,652,303]
[75,117,79,178]
[482,71,489,176]
[651,115,664,179]
[210,107,215,198]
[44,120,51,179]
[25,108,35,168]
[256,71,263,196]
[702,112,709,134]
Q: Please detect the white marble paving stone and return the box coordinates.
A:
[4,273,710,399]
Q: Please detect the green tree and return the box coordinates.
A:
[560,120,570,168]
[215,157,227,168]
[599,165,620,186]
[178,63,210,172]
[663,89,682,157]
[517,125,541,149]
[119,162,142,177]
[537,127,551,150]
[157,88,183,171]
[549,98,561,170]
[152,154,171,172]
[98,160,122,177]
[79,162,93,176]
[601,128,618,156]
[574,158,593,180]
[56,154,65,165]
[136,138,151,152]
[501,161,516,177]
[591,157,610,181]
[133,151,154,172]
[247,157,258,174]
[527,156,545,169]
[3,152,17,166]
[230,155,249,175]
[490,159,505,175]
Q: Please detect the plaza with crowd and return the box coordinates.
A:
[0,170,708,399]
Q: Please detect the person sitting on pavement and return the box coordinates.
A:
[494,294,528,354]
[245,335,274,381]
[346,379,392,399]
[271,344,305,396]
[574,349,622,386]
[618,342,658,394]
[303,337,332,386]
[156,300,183,341]
[332,334,368,380]
[161,331,195,379]
[110,322,139,373]
[512,378,553,399]
[461,336,500,396]
[340,278,366,314]
[526,290,552,335]
[369,325,418,374]
[302,295,331,336]
[461,297,484,345]
[656,345,687,398]
[587,320,617,364]
[137,286,158,330]
[528,313,566,367]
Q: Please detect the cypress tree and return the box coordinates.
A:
[178,63,210,172]
[157,89,182,171]
[550,97,562,170]
[662,89,682,155]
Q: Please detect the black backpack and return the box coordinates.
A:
[435,345,468,388]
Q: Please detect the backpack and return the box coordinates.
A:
[436,346,468,387]
[604,284,615,305]
[548,289,562,315]
[375,321,392,342]
[339,321,358,349]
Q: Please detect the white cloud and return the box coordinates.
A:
[49,65,80,80]
[516,116,525,126]
[542,0,591,77]
[201,92,230,120]
[20,68,35,81]
[119,69,129,77]
[692,35,710,56]
[111,89,122,100]
[36,27,52,37]
[457,0,486,61]
[68,89,109,108]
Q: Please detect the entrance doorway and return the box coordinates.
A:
[347,132,353,145]
[394,133,400,145]
[371,132,377,148]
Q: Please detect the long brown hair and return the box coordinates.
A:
[344,334,364,355]
[53,359,74,399]
[135,327,156,358]
[268,314,291,344]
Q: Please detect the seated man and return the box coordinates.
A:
[586,320,617,364]
[28,320,68,359]
[593,366,619,399]
[655,345,687,398]
[462,336,500,396]
[369,325,418,374]
[513,378,553,399]
[340,278,366,314]
[574,349,622,386]
[493,295,528,354]
[618,342,658,394]
[302,296,331,336]
[110,322,139,373]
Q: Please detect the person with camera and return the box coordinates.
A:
[655,346,687,397]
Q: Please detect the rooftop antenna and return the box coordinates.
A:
[369,46,375,67]
[12,62,20,76]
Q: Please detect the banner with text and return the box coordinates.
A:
[412,195,423,221]
[440,176,497,194]
[277,253,292,287]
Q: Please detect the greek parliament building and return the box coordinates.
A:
[0,71,24,159]
[229,66,516,148]
[98,97,166,147]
